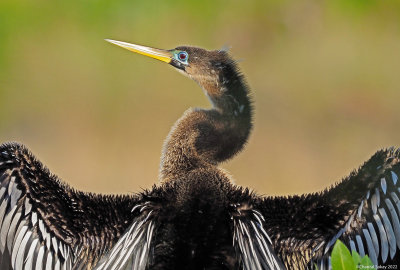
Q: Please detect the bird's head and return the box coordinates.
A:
[106,39,237,100]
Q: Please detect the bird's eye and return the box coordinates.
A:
[178,52,187,60]
[176,51,189,63]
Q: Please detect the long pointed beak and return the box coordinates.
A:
[105,39,173,64]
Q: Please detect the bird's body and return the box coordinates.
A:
[0,40,399,269]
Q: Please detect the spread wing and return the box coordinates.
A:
[255,148,400,269]
[0,142,140,270]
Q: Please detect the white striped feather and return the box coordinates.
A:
[318,170,400,269]
[24,199,32,216]
[1,204,18,252]
[10,219,26,254]
[94,207,155,270]
[232,209,285,270]
[5,209,21,252]
[24,238,39,270]
[11,226,28,268]
[45,250,53,270]
[14,230,32,269]
[385,198,400,248]
[7,177,15,197]
[379,207,396,259]
[0,193,8,230]
[382,178,387,194]
[54,257,61,270]
[0,173,74,270]
[31,212,37,227]
[52,237,58,256]
[355,235,365,257]
[36,245,46,270]
[349,238,357,253]
[367,222,379,258]
[362,229,378,265]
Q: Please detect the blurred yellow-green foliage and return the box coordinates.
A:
[1,0,400,196]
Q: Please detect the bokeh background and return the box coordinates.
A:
[0,0,400,196]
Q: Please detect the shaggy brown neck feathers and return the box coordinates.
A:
[159,57,252,182]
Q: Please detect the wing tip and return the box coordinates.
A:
[0,141,27,152]
[372,146,400,161]
[0,142,37,163]
[0,141,70,189]
[0,142,39,167]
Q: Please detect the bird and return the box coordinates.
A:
[0,39,399,270]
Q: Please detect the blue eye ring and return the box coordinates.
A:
[175,51,189,63]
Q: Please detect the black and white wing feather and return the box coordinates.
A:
[94,203,156,270]
[316,150,400,268]
[0,143,75,269]
[255,148,400,269]
[231,203,286,270]
[0,142,139,270]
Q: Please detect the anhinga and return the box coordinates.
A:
[0,39,399,270]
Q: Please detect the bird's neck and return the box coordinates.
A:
[159,66,252,182]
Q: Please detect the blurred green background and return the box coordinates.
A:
[1,0,400,196]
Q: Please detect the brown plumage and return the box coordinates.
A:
[160,46,252,182]
[0,40,398,270]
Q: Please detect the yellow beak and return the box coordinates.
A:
[105,39,172,64]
